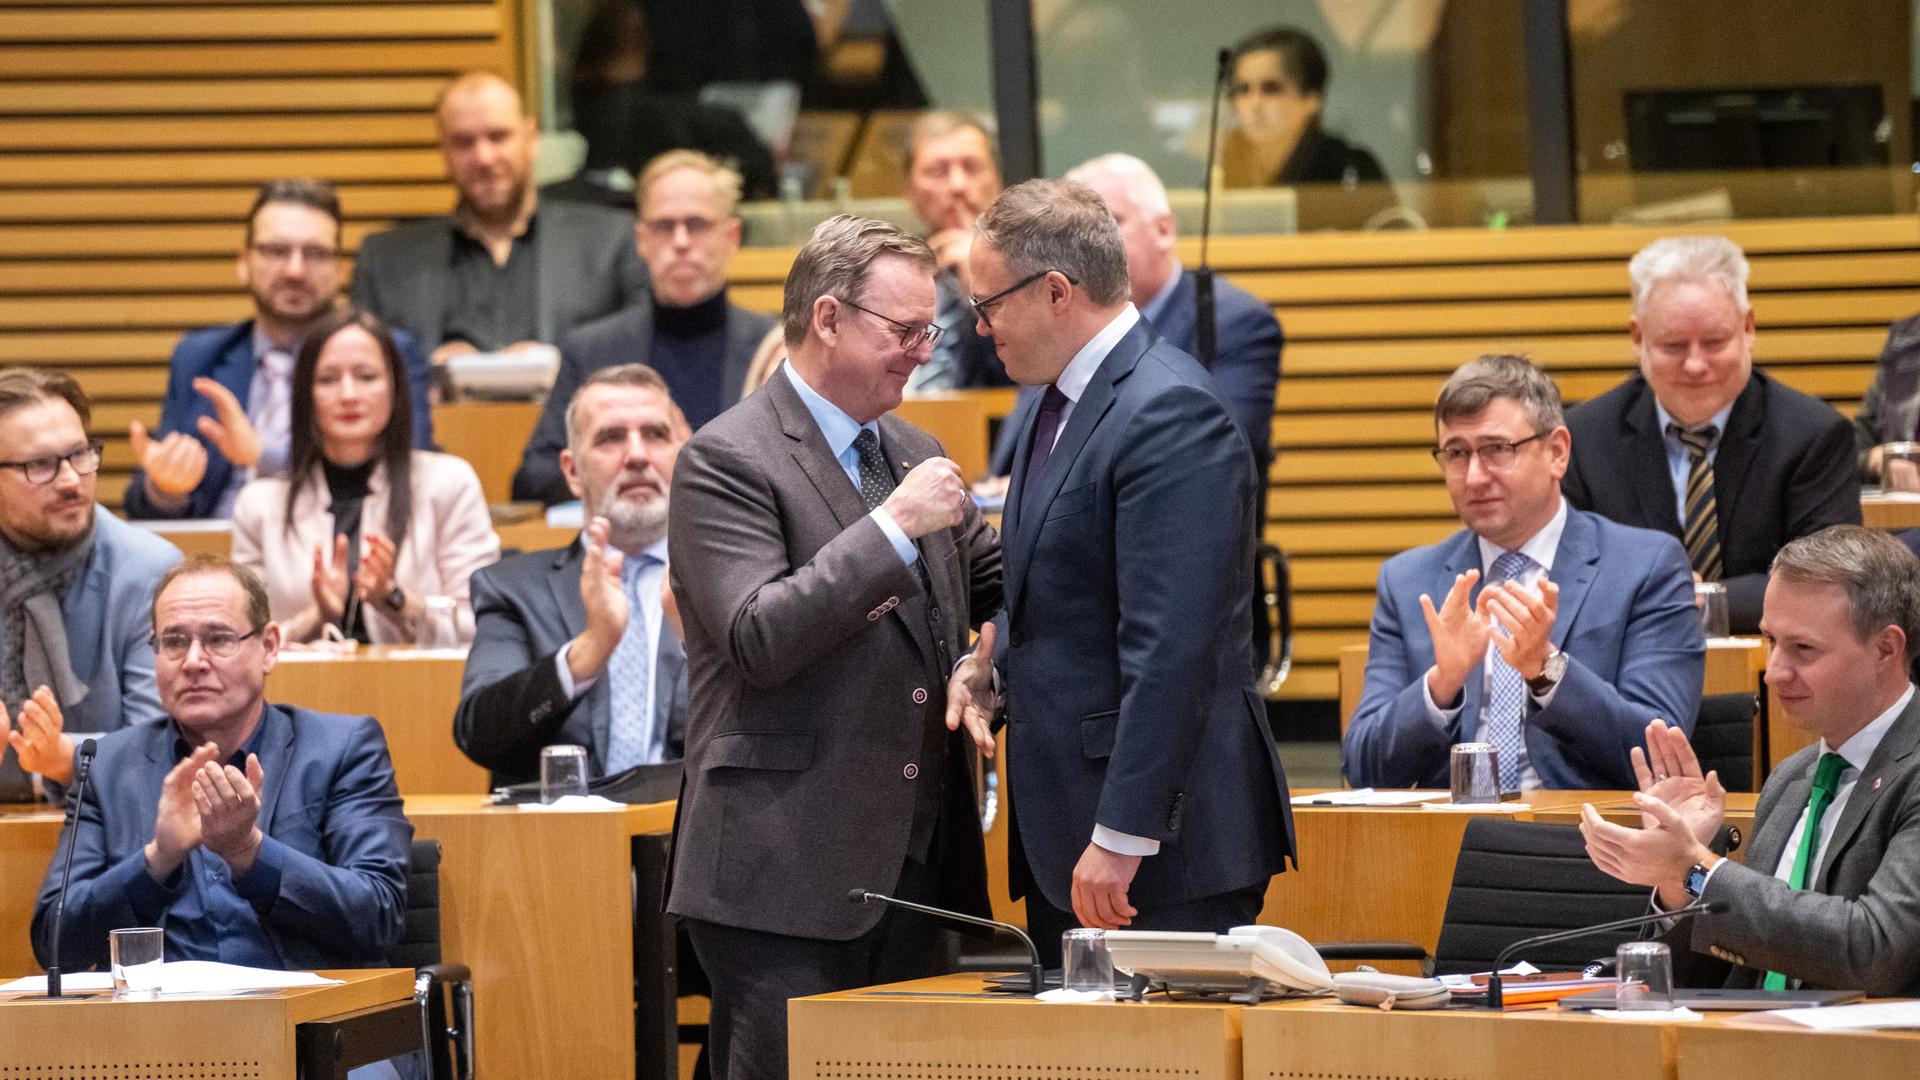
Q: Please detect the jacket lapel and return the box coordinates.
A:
[766,371,868,531]
[1546,508,1600,650]
[1622,380,1683,536]
[250,705,295,833]
[1749,757,1816,876]
[1710,374,1766,533]
[876,416,944,666]
[1815,691,1920,890]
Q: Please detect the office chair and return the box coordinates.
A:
[1255,543,1293,698]
[396,839,475,1080]
[1692,691,1759,794]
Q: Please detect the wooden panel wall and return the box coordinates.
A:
[733,216,1920,699]
[0,0,520,505]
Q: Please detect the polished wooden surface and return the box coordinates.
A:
[267,645,487,796]
[1861,493,1920,531]
[0,967,412,1077]
[893,389,1021,484]
[789,974,1243,1080]
[435,400,542,505]
[1677,1010,1920,1078]
[0,802,63,979]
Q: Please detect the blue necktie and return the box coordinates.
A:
[1483,550,1531,791]
[605,554,656,773]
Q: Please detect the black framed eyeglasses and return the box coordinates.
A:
[151,627,263,661]
[1430,433,1546,474]
[839,298,945,350]
[0,442,102,485]
[969,269,1077,329]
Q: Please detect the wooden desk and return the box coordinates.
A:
[789,973,1243,1080]
[1861,493,1920,531]
[0,803,62,980]
[1532,792,1759,836]
[267,646,488,796]
[133,518,233,558]
[435,400,543,505]
[1677,1010,1920,1077]
[0,967,413,1076]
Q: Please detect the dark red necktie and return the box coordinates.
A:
[1022,385,1070,499]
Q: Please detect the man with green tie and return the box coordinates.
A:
[1581,524,1920,995]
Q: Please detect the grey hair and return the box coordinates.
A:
[1063,153,1171,218]
[1433,354,1565,434]
[1770,525,1920,660]
[973,180,1130,307]
[563,363,682,449]
[782,215,935,349]
[1628,236,1750,315]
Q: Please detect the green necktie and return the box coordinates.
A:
[1762,751,1850,991]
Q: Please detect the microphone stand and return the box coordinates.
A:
[1191,47,1233,369]
[1484,900,1726,1009]
[43,738,99,999]
[850,889,1046,997]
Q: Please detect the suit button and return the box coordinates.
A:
[903,763,920,779]
[929,606,941,621]
[1011,630,1025,647]
[867,610,881,621]
[912,687,928,705]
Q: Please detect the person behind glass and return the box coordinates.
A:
[124,179,436,521]
[901,112,1010,392]
[1850,310,1920,491]
[0,368,182,800]
[231,309,499,644]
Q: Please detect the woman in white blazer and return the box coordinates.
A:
[232,309,499,644]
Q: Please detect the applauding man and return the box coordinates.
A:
[1345,354,1704,790]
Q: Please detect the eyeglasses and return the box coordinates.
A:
[250,242,337,265]
[151,627,262,661]
[1431,433,1546,474]
[0,442,102,485]
[969,269,1076,330]
[640,216,719,241]
[839,298,946,350]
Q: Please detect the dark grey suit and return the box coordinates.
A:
[350,201,649,351]
[453,542,686,788]
[665,371,1000,1079]
[509,299,775,505]
[1668,689,1920,995]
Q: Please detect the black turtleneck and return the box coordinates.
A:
[649,288,732,429]
[322,457,377,642]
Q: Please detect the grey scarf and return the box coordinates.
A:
[0,522,95,799]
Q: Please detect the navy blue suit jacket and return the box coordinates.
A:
[994,318,1293,915]
[1344,507,1706,790]
[123,319,436,519]
[32,705,413,972]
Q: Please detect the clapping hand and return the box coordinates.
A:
[1419,570,1488,705]
[4,686,74,784]
[310,533,350,622]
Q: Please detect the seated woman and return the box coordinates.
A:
[233,308,499,644]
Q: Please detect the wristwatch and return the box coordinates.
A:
[1683,861,1714,900]
[1525,647,1566,695]
[381,585,407,614]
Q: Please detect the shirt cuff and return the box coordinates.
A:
[870,507,919,566]
[230,835,286,916]
[1092,825,1161,857]
[1422,670,1465,729]
[556,641,596,699]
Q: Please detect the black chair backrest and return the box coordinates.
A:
[1431,818,1653,976]
[1693,692,1758,794]
[395,838,444,969]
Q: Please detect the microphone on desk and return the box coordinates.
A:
[1484,899,1727,1009]
[848,888,1046,997]
[43,737,98,1000]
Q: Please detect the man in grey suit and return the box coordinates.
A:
[511,150,774,505]
[0,368,182,800]
[351,72,648,370]
[666,215,1001,1080]
[455,364,689,788]
[1583,525,1920,995]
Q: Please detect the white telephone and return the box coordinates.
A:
[1103,925,1450,1009]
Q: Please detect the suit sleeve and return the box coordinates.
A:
[1209,296,1283,475]
[1342,561,1457,788]
[348,237,383,320]
[959,499,1003,629]
[1725,411,1861,629]
[453,565,579,773]
[123,338,218,520]
[614,230,650,309]
[117,548,183,730]
[511,341,583,505]
[1094,383,1257,840]
[31,770,150,970]
[1530,535,1704,787]
[667,435,920,691]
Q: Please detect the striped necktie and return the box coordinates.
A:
[1670,423,1723,581]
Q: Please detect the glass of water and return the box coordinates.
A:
[1615,941,1673,1010]
[540,744,589,804]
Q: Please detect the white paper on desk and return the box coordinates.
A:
[156,962,341,995]
[1867,491,1920,503]
[0,972,114,994]
[1590,1007,1703,1022]
[1291,789,1446,807]
[1438,962,1539,990]
[546,501,586,528]
[1421,801,1531,813]
[1771,1001,1920,1030]
[1036,988,1113,1003]
[384,646,470,660]
[516,794,627,812]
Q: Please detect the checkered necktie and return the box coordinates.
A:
[1483,550,1531,791]
[1671,423,1723,581]
[605,553,658,773]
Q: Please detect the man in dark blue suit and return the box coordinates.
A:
[32,554,411,974]
[124,180,433,520]
[948,181,1292,965]
[1345,355,1705,791]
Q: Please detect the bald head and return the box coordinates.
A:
[435,72,537,223]
[1063,153,1179,304]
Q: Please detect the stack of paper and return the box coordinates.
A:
[1770,1001,1920,1030]
[1290,789,1446,807]
[0,963,340,997]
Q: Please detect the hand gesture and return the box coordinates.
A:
[355,533,398,607]
[130,422,210,499]
[190,377,261,470]
[944,621,999,755]
[1630,718,1726,846]
[566,517,629,684]
[1580,794,1710,894]
[880,457,969,539]
[310,533,350,622]
[928,228,974,282]
[1419,570,1488,704]
[147,743,219,877]
[195,752,265,873]
[1480,577,1560,680]
[1071,842,1142,930]
[5,686,74,784]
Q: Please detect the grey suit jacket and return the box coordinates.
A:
[350,200,649,349]
[1668,689,1920,995]
[453,541,687,788]
[664,371,1001,941]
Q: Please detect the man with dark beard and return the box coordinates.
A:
[454,363,690,787]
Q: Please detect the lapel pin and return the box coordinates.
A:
[1874,777,1883,792]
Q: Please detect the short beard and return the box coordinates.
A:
[598,492,668,553]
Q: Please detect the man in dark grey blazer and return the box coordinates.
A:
[455,365,688,788]
[666,216,1000,1080]
[511,150,774,505]
[1583,525,1920,995]
[351,72,648,368]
